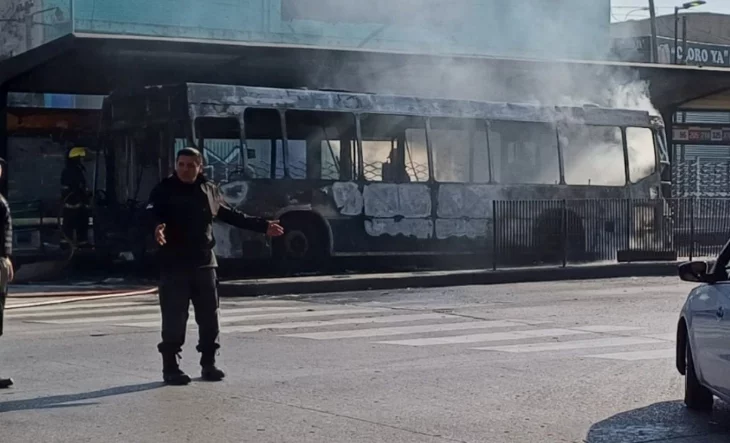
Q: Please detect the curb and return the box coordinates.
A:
[5,288,158,310]
[218,262,681,297]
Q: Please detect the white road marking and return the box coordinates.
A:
[113,308,384,328]
[473,336,663,353]
[375,328,596,347]
[644,333,676,342]
[280,320,525,340]
[573,325,643,333]
[219,313,457,333]
[9,305,304,319]
[587,348,675,361]
[5,298,299,314]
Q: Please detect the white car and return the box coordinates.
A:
[677,258,730,411]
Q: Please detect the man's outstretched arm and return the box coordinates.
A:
[217,203,271,233]
[214,188,283,236]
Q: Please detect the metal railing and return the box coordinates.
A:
[492,198,730,269]
[11,196,730,271]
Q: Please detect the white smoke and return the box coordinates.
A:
[287,1,660,187]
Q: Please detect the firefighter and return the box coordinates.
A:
[146,147,284,385]
[60,147,90,248]
[0,156,14,388]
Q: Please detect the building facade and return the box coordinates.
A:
[2,0,612,61]
[611,13,730,198]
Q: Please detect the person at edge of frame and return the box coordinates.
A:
[0,156,14,389]
[146,147,284,386]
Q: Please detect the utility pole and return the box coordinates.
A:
[648,0,659,62]
[674,6,680,63]
[682,15,688,64]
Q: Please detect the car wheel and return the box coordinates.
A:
[685,338,714,411]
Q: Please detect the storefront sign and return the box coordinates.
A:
[673,125,730,145]
[611,36,730,67]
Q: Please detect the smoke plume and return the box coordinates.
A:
[287,0,660,187]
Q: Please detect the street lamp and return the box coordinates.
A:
[648,1,659,62]
[674,1,706,63]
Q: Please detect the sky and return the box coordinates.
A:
[611,0,730,22]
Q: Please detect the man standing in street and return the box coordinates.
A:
[0,157,14,389]
[147,147,284,386]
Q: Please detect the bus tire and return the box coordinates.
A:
[533,209,585,263]
[273,212,330,270]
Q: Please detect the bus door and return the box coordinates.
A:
[96,124,175,261]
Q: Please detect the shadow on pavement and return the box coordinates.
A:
[585,400,730,443]
[0,382,163,413]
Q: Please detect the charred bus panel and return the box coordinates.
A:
[96,83,668,266]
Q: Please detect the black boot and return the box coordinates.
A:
[0,377,13,389]
[162,352,191,386]
[200,352,225,382]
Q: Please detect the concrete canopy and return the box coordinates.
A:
[3,34,730,116]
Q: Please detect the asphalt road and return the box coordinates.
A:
[1,276,728,443]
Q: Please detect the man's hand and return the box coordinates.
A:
[155,223,167,246]
[266,220,284,237]
[3,257,13,283]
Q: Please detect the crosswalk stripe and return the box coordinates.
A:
[280,320,527,340]
[9,305,305,319]
[644,333,676,342]
[4,296,679,363]
[112,308,384,328]
[32,305,379,325]
[218,313,456,333]
[473,336,663,353]
[375,328,596,347]
[587,348,675,361]
[573,325,643,333]
[5,298,298,314]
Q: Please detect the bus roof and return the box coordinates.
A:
[103,83,659,128]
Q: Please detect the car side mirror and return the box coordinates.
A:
[678,260,715,283]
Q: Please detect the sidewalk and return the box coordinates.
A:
[217,261,682,297]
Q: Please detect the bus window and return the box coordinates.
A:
[626,127,657,183]
[284,110,357,181]
[194,117,243,184]
[429,118,489,183]
[360,114,428,183]
[243,108,284,179]
[560,125,625,186]
[489,121,560,185]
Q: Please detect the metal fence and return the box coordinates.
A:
[11,196,730,270]
[492,198,730,269]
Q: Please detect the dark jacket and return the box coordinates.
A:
[0,195,11,260]
[146,173,269,269]
[61,162,89,207]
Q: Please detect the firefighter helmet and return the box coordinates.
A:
[68,147,87,159]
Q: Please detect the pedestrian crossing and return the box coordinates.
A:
[5,297,677,362]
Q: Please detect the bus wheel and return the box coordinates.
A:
[274,214,329,269]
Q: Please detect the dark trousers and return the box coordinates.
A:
[61,206,89,244]
[157,268,220,356]
[0,292,5,337]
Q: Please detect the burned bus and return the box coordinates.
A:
[91,83,670,268]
